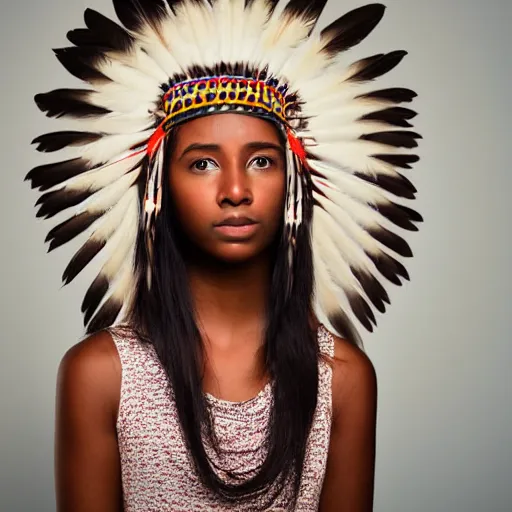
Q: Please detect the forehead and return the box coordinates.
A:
[174,113,283,147]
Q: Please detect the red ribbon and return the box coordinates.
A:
[147,122,166,158]
[287,129,307,169]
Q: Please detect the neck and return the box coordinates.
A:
[186,250,273,341]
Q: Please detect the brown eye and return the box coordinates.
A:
[192,159,217,172]
[250,156,273,169]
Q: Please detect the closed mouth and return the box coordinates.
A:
[215,216,258,227]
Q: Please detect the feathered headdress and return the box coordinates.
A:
[27,0,422,344]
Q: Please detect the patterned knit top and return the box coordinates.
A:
[108,325,335,511]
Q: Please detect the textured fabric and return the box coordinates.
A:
[109,325,335,511]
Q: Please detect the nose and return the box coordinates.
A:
[216,160,253,207]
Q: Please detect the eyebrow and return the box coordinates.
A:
[178,141,284,160]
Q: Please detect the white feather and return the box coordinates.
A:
[77,170,139,215]
[92,84,158,114]
[73,130,152,163]
[253,1,313,71]
[161,5,209,71]
[313,209,364,296]
[100,195,139,280]
[91,248,137,326]
[171,1,217,69]
[301,121,406,145]
[303,96,397,128]
[236,0,276,65]
[109,257,136,305]
[305,141,402,179]
[75,115,154,136]
[302,89,388,120]
[104,46,169,83]
[211,0,234,64]
[64,152,144,192]
[94,56,162,95]
[129,18,185,77]
[313,182,398,259]
[313,203,384,308]
[311,160,403,207]
[229,0,249,65]
[85,186,139,246]
[312,245,362,345]
[298,68,366,108]
[280,37,328,85]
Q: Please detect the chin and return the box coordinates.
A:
[208,242,269,265]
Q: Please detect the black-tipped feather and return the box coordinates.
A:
[355,172,417,200]
[36,188,94,219]
[86,296,123,334]
[35,89,111,119]
[361,130,422,149]
[282,0,328,28]
[63,239,107,285]
[369,226,412,257]
[347,292,375,331]
[82,274,109,324]
[113,0,168,33]
[329,310,362,347]
[166,0,196,15]
[45,211,103,252]
[374,202,423,231]
[245,0,279,12]
[32,131,102,153]
[53,47,110,83]
[25,158,93,191]
[348,51,407,83]
[67,29,99,47]
[360,107,417,128]
[352,268,389,313]
[356,87,417,103]
[84,8,135,51]
[373,153,419,169]
[321,4,385,57]
[368,251,409,285]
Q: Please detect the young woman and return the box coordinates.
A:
[27,1,421,510]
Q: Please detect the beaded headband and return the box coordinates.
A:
[147,75,294,158]
[164,76,289,125]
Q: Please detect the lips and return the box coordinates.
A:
[215,216,257,227]
[213,216,259,240]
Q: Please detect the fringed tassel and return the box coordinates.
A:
[143,136,165,289]
[284,128,308,298]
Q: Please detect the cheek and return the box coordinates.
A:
[263,173,286,213]
[256,173,286,231]
[169,173,214,235]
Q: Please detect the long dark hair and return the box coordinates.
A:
[127,122,319,508]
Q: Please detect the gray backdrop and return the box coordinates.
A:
[1,0,511,510]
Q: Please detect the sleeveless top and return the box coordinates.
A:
[108,325,335,511]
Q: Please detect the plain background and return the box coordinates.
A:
[1,0,511,511]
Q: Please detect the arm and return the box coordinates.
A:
[55,330,123,512]
[319,337,378,512]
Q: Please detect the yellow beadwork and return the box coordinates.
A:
[161,76,289,131]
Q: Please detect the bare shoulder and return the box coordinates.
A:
[57,329,121,427]
[329,334,377,421]
[60,329,119,366]
[55,330,123,510]
[59,329,121,384]
[319,333,377,510]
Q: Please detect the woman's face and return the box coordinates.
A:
[168,113,286,264]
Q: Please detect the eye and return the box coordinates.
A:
[250,156,273,169]
[191,159,218,172]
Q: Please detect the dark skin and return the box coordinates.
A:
[55,113,377,511]
[168,113,287,398]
